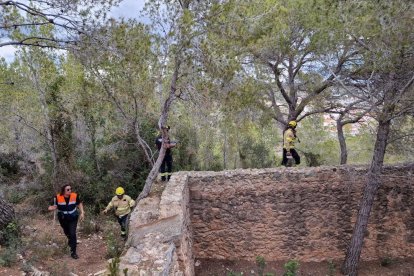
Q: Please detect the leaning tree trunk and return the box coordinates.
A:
[337,121,348,165]
[137,56,180,201]
[341,117,391,275]
[0,198,15,231]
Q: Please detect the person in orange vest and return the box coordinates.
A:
[281,120,301,166]
[48,184,85,259]
[103,187,135,239]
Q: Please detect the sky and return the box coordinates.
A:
[0,0,147,62]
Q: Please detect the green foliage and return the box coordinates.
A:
[0,222,20,267]
[380,257,393,267]
[105,231,123,259]
[0,247,17,267]
[327,260,336,276]
[256,255,266,276]
[107,257,120,276]
[0,152,20,178]
[283,260,300,276]
[226,272,243,276]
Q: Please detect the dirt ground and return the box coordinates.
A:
[0,211,124,276]
[195,258,414,276]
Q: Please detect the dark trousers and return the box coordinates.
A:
[58,216,78,254]
[117,214,128,234]
[160,155,173,181]
[282,148,301,166]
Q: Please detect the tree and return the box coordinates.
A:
[0,0,118,48]
[341,1,414,274]
[0,197,14,236]
[202,0,361,131]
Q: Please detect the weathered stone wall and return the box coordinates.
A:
[119,173,194,275]
[189,164,414,262]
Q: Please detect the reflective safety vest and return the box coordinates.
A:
[56,193,78,215]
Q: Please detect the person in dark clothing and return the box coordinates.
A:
[281,120,301,166]
[155,126,177,181]
[48,184,84,259]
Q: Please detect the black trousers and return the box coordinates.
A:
[160,155,173,181]
[281,148,301,166]
[58,215,78,254]
[117,214,129,234]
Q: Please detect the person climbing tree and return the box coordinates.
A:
[281,120,301,167]
[48,184,84,259]
[103,186,135,239]
[155,126,177,181]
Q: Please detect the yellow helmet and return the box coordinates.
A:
[115,187,125,196]
[288,120,297,128]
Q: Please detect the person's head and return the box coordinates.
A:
[288,120,297,129]
[115,186,125,199]
[161,125,170,132]
[60,184,72,197]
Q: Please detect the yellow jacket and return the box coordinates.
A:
[283,128,296,150]
[104,195,135,217]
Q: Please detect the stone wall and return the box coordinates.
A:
[119,173,194,275]
[116,164,414,275]
[189,164,414,262]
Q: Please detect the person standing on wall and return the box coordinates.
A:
[155,125,177,181]
[48,184,85,259]
[102,186,135,239]
[281,120,301,166]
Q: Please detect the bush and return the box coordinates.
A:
[0,152,20,177]
[0,247,17,267]
[327,260,336,276]
[380,257,393,267]
[256,255,266,276]
[105,231,123,258]
[0,222,20,267]
[283,260,300,276]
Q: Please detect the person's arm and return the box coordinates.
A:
[48,196,57,211]
[78,202,85,222]
[103,199,113,213]
[129,197,136,208]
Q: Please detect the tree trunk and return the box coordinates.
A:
[0,198,15,230]
[337,121,348,165]
[341,117,391,275]
[137,55,180,201]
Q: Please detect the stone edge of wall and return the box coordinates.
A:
[118,172,194,276]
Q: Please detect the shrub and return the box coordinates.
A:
[283,260,300,276]
[256,255,266,276]
[380,257,393,267]
[108,257,120,276]
[105,231,123,258]
[327,260,336,276]
[0,222,20,267]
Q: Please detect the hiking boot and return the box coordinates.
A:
[71,253,79,259]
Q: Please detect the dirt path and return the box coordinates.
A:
[1,212,123,276]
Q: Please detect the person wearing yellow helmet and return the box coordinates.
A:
[281,120,301,166]
[103,186,135,238]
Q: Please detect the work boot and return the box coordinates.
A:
[71,252,79,259]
